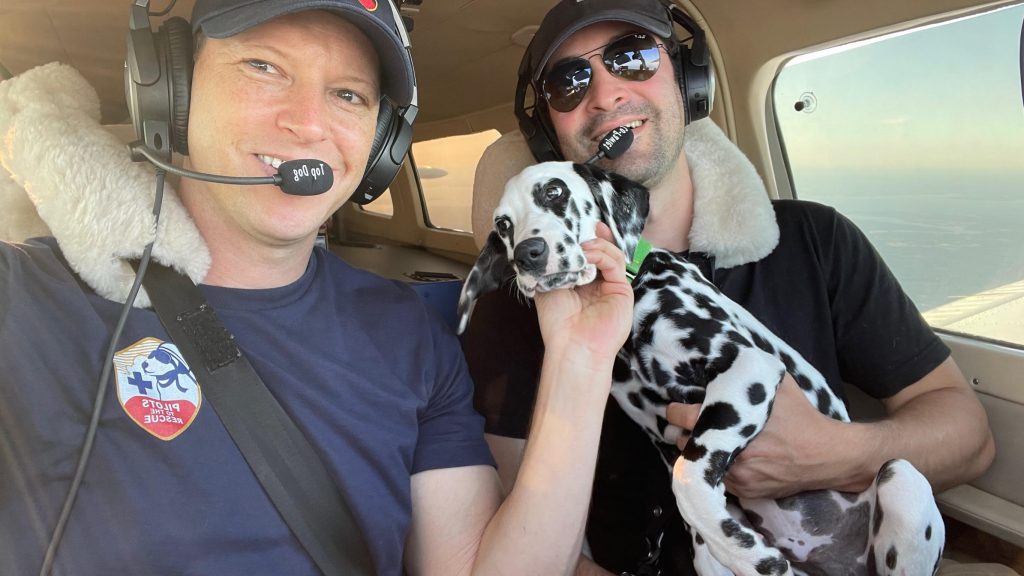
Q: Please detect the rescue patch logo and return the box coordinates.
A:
[114,337,201,440]
[358,0,378,11]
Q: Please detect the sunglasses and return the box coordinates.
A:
[540,33,664,113]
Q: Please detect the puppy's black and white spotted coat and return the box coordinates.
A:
[457,161,945,576]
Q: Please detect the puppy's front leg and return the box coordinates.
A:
[671,346,792,576]
[689,499,762,576]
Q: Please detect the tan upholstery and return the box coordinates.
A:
[471,129,538,249]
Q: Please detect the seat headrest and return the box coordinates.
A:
[471,130,537,249]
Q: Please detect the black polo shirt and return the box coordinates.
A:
[461,199,949,575]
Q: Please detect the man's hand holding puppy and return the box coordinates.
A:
[536,222,634,358]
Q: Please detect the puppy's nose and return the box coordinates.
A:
[514,238,549,273]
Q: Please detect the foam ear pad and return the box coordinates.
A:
[161,17,193,155]
[351,99,413,205]
[369,99,394,161]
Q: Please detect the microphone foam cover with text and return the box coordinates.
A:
[277,160,334,196]
[585,126,634,164]
[599,126,634,160]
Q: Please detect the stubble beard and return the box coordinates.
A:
[566,103,686,189]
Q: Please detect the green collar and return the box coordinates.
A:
[625,237,652,284]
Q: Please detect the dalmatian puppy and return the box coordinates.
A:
[457,161,945,576]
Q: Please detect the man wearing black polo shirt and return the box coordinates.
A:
[460,0,996,574]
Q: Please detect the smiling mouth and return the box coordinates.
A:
[593,119,644,143]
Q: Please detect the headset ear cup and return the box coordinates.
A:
[679,44,711,123]
[673,44,688,119]
[666,3,714,125]
[161,17,193,156]
[351,99,412,205]
[514,72,563,162]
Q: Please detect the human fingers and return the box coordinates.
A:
[581,235,627,286]
[667,402,701,450]
[594,221,615,242]
[666,402,700,430]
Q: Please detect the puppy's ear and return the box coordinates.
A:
[605,170,650,231]
[573,164,650,261]
[456,231,511,335]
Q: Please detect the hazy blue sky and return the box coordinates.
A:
[772,5,1024,341]
[774,4,1023,174]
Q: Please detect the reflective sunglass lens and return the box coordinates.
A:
[604,35,661,81]
[544,61,592,112]
[541,33,662,112]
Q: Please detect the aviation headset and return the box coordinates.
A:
[124,0,418,205]
[514,0,714,162]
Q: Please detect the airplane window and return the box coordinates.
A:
[410,129,501,232]
[773,4,1024,348]
[362,188,395,217]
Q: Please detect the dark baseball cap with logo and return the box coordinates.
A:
[524,0,674,81]
[191,0,415,106]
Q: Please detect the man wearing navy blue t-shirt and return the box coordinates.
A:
[0,0,634,574]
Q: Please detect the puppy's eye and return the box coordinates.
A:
[495,217,512,234]
[545,184,564,200]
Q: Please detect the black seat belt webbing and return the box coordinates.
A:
[141,262,374,576]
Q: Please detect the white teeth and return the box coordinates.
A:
[596,120,644,141]
[257,154,284,169]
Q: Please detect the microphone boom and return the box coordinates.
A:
[129,143,333,196]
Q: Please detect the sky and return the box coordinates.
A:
[773,5,1024,343]
[774,4,1024,175]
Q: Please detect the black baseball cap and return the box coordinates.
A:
[191,0,415,106]
[525,0,674,82]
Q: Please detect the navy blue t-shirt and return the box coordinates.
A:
[0,239,494,576]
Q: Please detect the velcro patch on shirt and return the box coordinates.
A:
[114,337,202,440]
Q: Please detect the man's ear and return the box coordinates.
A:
[456,231,512,335]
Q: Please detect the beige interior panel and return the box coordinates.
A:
[938,335,1024,544]
[940,484,1024,549]
[944,335,1024,406]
